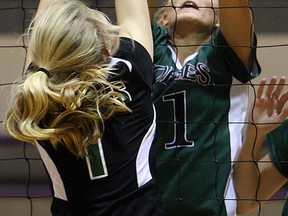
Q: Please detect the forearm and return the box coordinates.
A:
[115,0,153,59]
[235,156,288,215]
[218,0,254,69]
[233,124,267,214]
[235,76,288,214]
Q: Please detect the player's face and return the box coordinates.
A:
[161,0,219,34]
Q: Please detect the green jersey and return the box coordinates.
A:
[151,22,261,216]
[268,120,288,216]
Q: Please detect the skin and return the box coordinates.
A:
[160,0,219,40]
[234,76,288,215]
[149,0,254,68]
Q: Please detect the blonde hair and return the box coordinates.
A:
[4,0,131,157]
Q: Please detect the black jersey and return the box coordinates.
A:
[35,38,163,216]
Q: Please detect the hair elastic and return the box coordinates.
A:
[38,68,50,77]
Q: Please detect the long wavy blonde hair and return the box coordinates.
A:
[4,0,131,157]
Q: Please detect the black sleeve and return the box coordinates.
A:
[112,38,154,89]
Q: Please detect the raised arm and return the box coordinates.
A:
[218,0,254,70]
[115,0,153,59]
[234,76,288,215]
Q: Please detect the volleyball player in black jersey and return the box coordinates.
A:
[4,0,163,215]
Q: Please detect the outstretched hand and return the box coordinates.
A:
[235,76,288,215]
[250,76,288,133]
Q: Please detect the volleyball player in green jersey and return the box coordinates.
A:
[268,120,288,216]
[148,0,261,215]
[234,76,288,216]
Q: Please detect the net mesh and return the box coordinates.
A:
[0,0,287,215]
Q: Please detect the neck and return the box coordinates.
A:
[170,30,211,65]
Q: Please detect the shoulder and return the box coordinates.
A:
[114,38,152,65]
[111,38,153,87]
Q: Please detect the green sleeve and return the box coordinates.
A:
[267,120,288,178]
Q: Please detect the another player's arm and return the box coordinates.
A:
[235,140,288,215]
[115,0,153,60]
[234,77,288,214]
[234,122,270,214]
[218,0,254,70]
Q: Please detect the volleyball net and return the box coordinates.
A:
[0,0,288,215]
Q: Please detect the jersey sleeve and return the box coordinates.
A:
[212,29,261,83]
[267,120,288,178]
[112,38,154,89]
[151,21,173,66]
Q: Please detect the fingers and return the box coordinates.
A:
[253,76,288,129]
[280,89,288,104]
[265,76,277,98]
[257,76,287,101]
[272,76,286,100]
[256,78,266,100]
